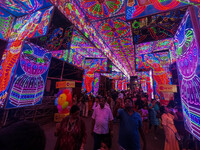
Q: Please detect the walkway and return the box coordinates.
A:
[42,117,165,150]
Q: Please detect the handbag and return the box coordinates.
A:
[175,132,181,141]
[166,125,182,144]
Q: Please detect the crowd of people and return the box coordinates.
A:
[0,89,188,150]
[55,89,184,150]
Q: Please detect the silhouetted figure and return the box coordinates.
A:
[0,120,45,150]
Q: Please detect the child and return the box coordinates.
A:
[141,105,149,134]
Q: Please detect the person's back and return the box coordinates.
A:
[0,120,45,150]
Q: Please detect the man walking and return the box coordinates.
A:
[91,96,113,150]
[114,98,146,150]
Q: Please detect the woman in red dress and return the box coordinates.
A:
[55,105,86,150]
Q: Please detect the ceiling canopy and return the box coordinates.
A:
[0,0,197,77]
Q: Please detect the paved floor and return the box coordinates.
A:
[42,117,165,150]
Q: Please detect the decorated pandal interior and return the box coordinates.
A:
[0,0,200,148]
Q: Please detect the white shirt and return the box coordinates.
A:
[92,106,113,134]
[93,102,110,110]
[118,93,124,99]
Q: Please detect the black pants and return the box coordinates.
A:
[93,132,110,150]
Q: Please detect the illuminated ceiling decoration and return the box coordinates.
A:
[109,37,133,50]
[0,8,15,40]
[91,15,135,76]
[77,0,125,20]
[71,29,105,58]
[28,8,73,51]
[1,0,191,78]
[108,34,135,75]
[49,0,129,77]
[68,49,85,68]
[136,38,176,62]
[178,0,200,5]
[0,0,52,16]
[112,65,121,72]
[135,41,154,55]
[131,7,187,44]
[52,50,69,61]
[125,0,186,20]
[101,72,124,80]
[97,18,130,40]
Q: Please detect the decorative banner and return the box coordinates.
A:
[174,8,200,141]
[0,0,52,17]
[52,49,85,69]
[0,8,15,40]
[82,58,107,95]
[160,92,174,106]
[118,80,123,91]
[136,51,172,99]
[135,38,176,62]
[130,6,187,44]
[93,73,100,96]
[6,42,51,108]
[114,79,128,91]
[136,51,171,71]
[56,81,75,89]
[0,7,53,108]
[135,41,154,55]
[52,50,69,61]
[137,71,154,99]
[158,84,177,92]
[68,49,85,68]
[9,6,53,42]
[50,0,96,43]
[29,25,74,51]
[71,29,104,58]
[0,42,22,108]
[125,0,186,20]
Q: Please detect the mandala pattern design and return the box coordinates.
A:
[98,18,130,39]
[109,38,133,50]
[79,0,124,18]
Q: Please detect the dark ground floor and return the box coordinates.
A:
[42,117,165,150]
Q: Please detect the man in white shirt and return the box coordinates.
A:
[91,96,113,150]
[118,92,124,99]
